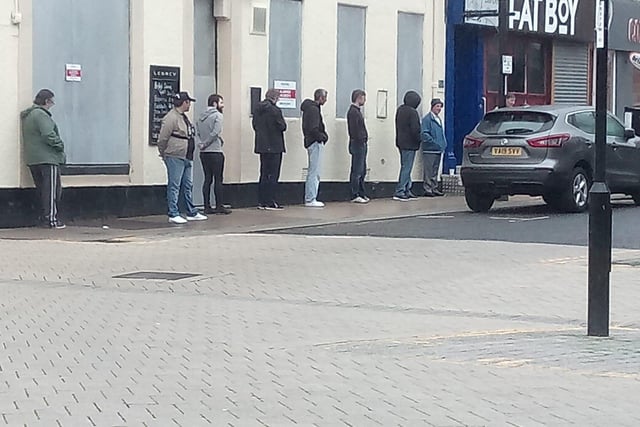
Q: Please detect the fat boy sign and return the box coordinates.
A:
[465,0,595,41]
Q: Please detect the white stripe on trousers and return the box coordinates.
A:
[50,165,57,224]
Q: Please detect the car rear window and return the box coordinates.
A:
[477,111,556,135]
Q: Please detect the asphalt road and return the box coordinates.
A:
[271,198,640,249]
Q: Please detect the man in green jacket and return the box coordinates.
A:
[20,89,66,229]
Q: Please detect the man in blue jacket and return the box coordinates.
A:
[421,98,446,197]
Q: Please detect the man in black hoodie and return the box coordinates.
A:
[301,89,329,208]
[393,91,422,201]
[347,89,369,203]
[253,89,287,210]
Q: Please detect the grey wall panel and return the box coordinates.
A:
[336,5,366,118]
[193,0,218,206]
[397,12,424,112]
[269,0,302,118]
[32,0,130,165]
[194,0,217,116]
[553,42,589,105]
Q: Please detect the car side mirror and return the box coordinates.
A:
[624,128,636,140]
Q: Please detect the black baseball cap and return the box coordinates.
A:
[174,91,196,102]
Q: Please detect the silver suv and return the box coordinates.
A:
[461,105,640,213]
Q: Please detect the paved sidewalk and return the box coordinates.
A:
[1,196,639,426]
[0,195,537,242]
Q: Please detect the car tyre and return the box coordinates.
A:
[465,188,495,213]
[560,167,590,213]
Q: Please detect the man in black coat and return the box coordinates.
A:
[253,89,287,210]
[393,91,422,201]
[347,89,369,203]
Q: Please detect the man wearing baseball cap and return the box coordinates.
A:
[157,91,208,224]
[421,98,447,197]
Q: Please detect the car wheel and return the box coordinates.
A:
[561,167,590,213]
[465,188,495,213]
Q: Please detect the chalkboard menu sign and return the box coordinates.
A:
[149,65,180,145]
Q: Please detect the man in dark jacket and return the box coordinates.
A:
[20,89,66,229]
[301,89,329,208]
[394,91,422,201]
[347,89,369,203]
[253,89,287,210]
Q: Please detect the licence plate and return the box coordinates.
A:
[491,147,522,156]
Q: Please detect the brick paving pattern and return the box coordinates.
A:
[1,228,640,425]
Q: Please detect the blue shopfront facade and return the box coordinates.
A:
[444,0,596,171]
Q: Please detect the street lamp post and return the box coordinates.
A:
[497,0,509,107]
[588,0,612,337]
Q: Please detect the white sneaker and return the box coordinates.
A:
[169,216,187,224]
[305,200,325,208]
[351,196,368,204]
[186,213,208,221]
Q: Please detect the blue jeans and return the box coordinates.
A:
[305,142,324,203]
[349,142,368,199]
[395,149,416,196]
[164,156,197,217]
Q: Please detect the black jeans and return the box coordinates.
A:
[29,164,62,225]
[258,153,283,207]
[349,142,368,199]
[199,152,225,208]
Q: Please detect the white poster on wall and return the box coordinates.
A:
[65,64,82,82]
[274,80,297,109]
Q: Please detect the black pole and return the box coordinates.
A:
[588,0,612,337]
[497,0,509,107]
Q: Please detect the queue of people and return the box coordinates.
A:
[21,87,451,228]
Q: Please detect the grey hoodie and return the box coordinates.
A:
[196,107,223,153]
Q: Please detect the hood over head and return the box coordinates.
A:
[20,105,43,119]
[254,99,275,114]
[301,99,318,113]
[403,91,421,109]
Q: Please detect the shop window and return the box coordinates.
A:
[527,42,546,94]
[509,40,526,93]
[484,35,549,97]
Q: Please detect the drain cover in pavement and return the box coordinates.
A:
[112,271,200,280]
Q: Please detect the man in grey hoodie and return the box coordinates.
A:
[196,94,230,215]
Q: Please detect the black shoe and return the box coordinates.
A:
[265,202,284,211]
[214,206,232,215]
[422,191,435,197]
[49,221,66,229]
[433,190,445,197]
[407,192,419,199]
[204,207,216,214]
